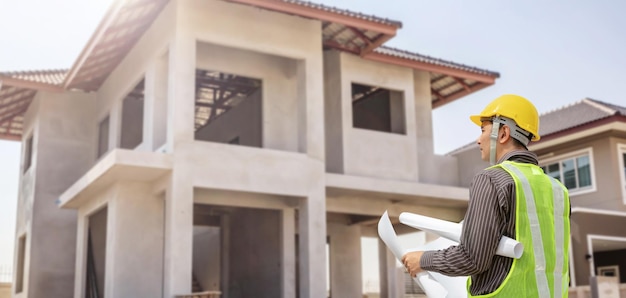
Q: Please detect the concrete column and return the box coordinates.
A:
[298,184,326,298]
[413,69,436,183]
[153,53,169,151]
[328,223,362,297]
[166,26,195,152]
[106,183,164,298]
[282,208,296,298]
[299,56,325,160]
[163,173,194,297]
[378,238,401,298]
[143,62,156,151]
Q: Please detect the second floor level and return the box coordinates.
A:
[1,0,499,190]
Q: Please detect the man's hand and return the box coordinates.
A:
[402,251,424,277]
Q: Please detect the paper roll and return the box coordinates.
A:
[399,212,523,259]
[377,211,450,298]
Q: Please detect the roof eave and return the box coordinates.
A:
[530,115,626,151]
[61,0,127,89]
[0,75,64,93]
[227,0,401,35]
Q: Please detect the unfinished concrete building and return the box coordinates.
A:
[0,0,500,297]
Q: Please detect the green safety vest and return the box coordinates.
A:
[467,161,570,298]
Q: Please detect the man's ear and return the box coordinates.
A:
[499,126,511,143]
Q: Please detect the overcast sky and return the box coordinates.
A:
[1,0,626,287]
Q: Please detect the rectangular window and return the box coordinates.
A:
[15,234,26,293]
[97,115,110,159]
[23,135,33,173]
[351,83,406,135]
[540,148,594,194]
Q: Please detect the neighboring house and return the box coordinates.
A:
[452,98,626,294]
[0,0,501,297]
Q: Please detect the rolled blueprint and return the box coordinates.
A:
[399,212,523,259]
[377,211,449,298]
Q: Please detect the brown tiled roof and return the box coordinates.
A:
[539,98,626,137]
[374,46,500,78]
[1,69,67,86]
[281,0,403,27]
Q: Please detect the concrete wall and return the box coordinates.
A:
[96,0,175,154]
[228,208,281,298]
[323,51,344,174]
[105,182,164,298]
[192,226,220,291]
[14,91,96,298]
[570,212,626,286]
[195,42,298,152]
[338,52,419,181]
[195,89,262,147]
[328,222,362,297]
[452,144,489,187]
[120,94,144,150]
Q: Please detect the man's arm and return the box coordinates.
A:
[416,172,505,276]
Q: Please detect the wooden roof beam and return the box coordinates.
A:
[433,82,491,109]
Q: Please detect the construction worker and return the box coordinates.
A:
[402,94,571,297]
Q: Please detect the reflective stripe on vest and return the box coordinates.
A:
[501,163,550,298]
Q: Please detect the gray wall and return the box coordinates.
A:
[570,212,626,286]
[22,91,96,298]
[120,95,144,149]
[452,144,489,187]
[323,51,344,174]
[229,208,281,298]
[196,42,299,153]
[192,226,221,291]
[195,89,262,147]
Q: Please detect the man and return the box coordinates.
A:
[402,94,570,297]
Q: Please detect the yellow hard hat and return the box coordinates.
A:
[469,94,540,141]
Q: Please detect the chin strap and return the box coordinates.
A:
[489,120,500,165]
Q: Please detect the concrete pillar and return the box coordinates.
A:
[413,69,436,183]
[299,55,325,160]
[282,208,296,298]
[378,238,401,298]
[105,183,164,298]
[165,23,195,152]
[163,173,194,297]
[143,62,156,151]
[163,11,196,297]
[328,223,362,297]
[153,53,169,151]
[298,185,327,298]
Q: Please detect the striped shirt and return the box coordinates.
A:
[420,150,538,295]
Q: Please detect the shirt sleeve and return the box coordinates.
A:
[420,171,505,276]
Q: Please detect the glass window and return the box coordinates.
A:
[541,152,593,192]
